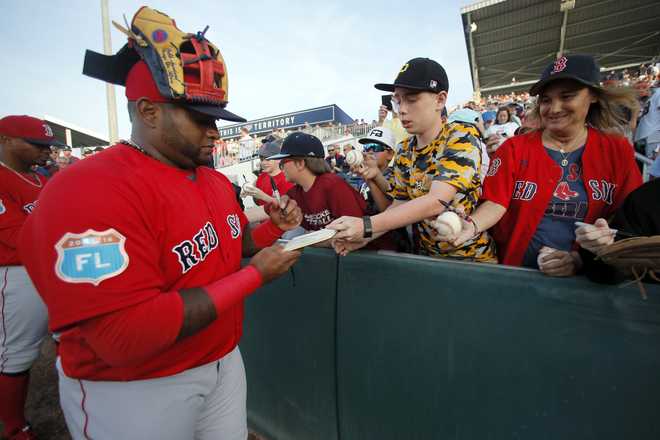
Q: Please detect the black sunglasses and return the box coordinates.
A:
[362,143,389,153]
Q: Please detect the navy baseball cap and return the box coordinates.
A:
[375,58,449,93]
[258,139,282,158]
[267,132,324,160]
[530,54,601,96]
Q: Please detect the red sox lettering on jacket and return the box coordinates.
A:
[482,128,642,266]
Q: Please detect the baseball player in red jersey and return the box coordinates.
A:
[0,115,63,440]
[17,7,302,440]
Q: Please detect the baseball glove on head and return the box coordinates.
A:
[83,6,244,121]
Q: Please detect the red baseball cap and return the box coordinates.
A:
[0,115,65,147]
[125,61,247,122]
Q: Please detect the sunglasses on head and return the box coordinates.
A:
[362,143,388,153]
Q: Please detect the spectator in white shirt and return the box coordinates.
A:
[484,106,519,153]
[635,87,660,158]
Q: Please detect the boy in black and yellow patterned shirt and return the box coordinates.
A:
[328,57,497,263]
[389,122,496,262]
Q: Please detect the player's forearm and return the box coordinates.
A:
[78,266,263,367]
[470,200,507,232]
[177,265,262,340]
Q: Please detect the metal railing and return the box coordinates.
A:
[214,123,379,168]
[635,151,654,182]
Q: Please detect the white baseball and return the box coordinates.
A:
[345,149,364,167]
[433,211,462,237]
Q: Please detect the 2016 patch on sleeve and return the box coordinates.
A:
[55,229,129,285]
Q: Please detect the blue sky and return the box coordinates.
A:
[0,0,476,140]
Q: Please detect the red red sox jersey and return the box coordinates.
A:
[0,165,47,266]
[483,128,642,266]
[286,173,366,231]
[19,145,248,381]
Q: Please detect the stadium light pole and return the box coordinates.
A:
[101,0,119,143]
[558,0,576,58]
[467,13,481,100]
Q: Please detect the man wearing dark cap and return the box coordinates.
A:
[329,58,496,262]
[269,132,368,233]
[17,7,302,440]
[0,115,62,440]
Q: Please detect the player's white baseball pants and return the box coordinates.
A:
[57,346,248,440]
[0,266,48,374]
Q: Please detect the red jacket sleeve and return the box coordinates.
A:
[482,138,517,209]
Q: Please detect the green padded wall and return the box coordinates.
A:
[337,252,660,440]
[242,249,660,439]
[241,248,339,440]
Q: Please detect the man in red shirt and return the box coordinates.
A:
[0,115,63,440]
[18,7,302,440]
[253,138,294,206]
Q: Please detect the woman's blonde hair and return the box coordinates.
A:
[533,83,640,135]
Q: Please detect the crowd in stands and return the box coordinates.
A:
[213,119,380,167]
[31,145,106,177]
[238,55,659,285]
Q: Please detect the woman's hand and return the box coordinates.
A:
[575,218,615,254]
[538,250,582,277]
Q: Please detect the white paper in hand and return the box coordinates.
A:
[281,229,337,251]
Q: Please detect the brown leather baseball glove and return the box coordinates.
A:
[597,236,660,298]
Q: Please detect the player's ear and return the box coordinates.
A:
[135,98,160,129]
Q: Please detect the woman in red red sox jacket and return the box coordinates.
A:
[447,54,642,277]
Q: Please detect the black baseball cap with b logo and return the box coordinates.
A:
[375,58,449,93]
[530,54,601,96]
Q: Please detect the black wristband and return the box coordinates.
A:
[362,216,373,238]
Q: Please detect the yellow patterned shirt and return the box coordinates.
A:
[387,122,497,262]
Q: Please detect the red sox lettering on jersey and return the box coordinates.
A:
[482,128,642,266]
[512,181,537,201]
[588,179,617,205]
[172,222,220,274]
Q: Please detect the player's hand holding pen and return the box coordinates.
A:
[265,195,302,231]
